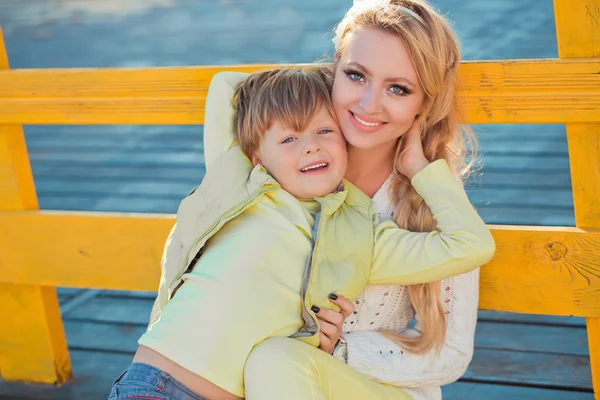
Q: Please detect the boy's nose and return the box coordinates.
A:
[305,145,321,155]
[304,136,322,155]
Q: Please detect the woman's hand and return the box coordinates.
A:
[313,294,355,354]
[397,119,430,180]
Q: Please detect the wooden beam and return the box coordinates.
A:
[0,26,71,385]
[553,1,600,398]
[1,211,599,317]
[0,59,598,125]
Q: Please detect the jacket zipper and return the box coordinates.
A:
[291,210,323,339]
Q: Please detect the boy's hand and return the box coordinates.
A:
[313,294,355,354]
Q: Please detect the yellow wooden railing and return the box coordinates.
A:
[0,0,598,397]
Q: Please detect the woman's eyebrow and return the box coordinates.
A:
[346,61,416,87]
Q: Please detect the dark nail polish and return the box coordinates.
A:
[328,293,338,300]
[311,305,320,313]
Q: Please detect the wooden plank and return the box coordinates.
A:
[554,0,600,58]
[467,187,574,208]
[0,59,599,124]
[478,310,586,327]
[475,321,589,356]
[554,1,600,397]
[61,316,589,357]
[0,212,599,316]
[565,123,600,228]
[0,284,71,384]
[0,211,173,291]
[465,348,592,390]
[0,348,590,400]
[64,296,153,325]
[30,179,575,211]
[57,288,84,304]
[480,225,600,316]
[0,26,71,385]
[0,350,131,400]
[475,206,574,227]
[443,382,592,400]
[29,179,574,207]
[589,317,600,400]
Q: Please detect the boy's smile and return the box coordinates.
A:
[252,106,347,200]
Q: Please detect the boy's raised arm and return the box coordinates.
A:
[203,72,249,171]
[369,160,495,285]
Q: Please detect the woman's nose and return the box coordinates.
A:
[358,86,382,114]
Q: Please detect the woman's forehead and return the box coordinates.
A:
[340,27,418,84]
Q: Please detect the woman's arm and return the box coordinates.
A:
[369,160,495,285]
[203,72,249,170]
[340,269,479,388]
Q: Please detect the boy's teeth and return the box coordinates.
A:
[301,163,327,172]
[354,114,382,127]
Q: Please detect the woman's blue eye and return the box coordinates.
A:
[389,85,411,96]
[318,129,332,135]
[282,137,296,144]
[344,69,364,83]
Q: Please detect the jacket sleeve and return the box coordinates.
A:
[342,269,480,388]
[369,160,495,285]
[148,222,184,327]
[203,72,249,171]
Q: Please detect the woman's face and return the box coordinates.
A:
[332,27,426,152]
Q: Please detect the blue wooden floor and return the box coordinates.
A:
[0,0,592,398]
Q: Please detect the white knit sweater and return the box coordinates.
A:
[340,176,480,400]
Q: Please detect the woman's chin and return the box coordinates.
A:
[343,129,390,151]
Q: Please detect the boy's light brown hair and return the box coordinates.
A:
[232,67,337,159]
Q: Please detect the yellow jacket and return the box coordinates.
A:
[140,72,495,397]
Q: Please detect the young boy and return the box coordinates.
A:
[109,67,494,400]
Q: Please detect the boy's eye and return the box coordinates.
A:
[281,137,296,144]
[318,129,333,135]
[344,69,365,83]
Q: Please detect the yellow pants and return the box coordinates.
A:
[244,337,413,400]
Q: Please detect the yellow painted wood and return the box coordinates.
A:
[554,1,600,397]
[0,211,174,291]
[0,59,598,124]
[554,0,600,58]
[0,26,71,385]
[0,284,71,383]
[1,212,599,317]
[478,225,600,316]
[0,126,39,210]
[566,123,600,228]
[588,317,600,400]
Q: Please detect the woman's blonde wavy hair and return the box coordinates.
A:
[333,0,478,355]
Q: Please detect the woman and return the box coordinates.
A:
[204,0,484,399]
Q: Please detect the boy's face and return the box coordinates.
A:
[252,106,348,200]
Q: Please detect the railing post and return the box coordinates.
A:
[553,1,600,398]
[0,26,71,384]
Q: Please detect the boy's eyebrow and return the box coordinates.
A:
[346,61,417,87]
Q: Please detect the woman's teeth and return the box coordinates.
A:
[354,114,383,127]
[301,163,327,172]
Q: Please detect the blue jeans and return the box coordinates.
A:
[108,363,209,400]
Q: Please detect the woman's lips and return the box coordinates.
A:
[348,111,386,133]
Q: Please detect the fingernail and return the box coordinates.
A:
[311,305,320,313]
[328,293,338,300]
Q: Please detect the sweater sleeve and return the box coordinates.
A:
[341,268,480,388]
[369,160,494,285]
[203,72,249,171]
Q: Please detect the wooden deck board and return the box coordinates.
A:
[1,291,593,398]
